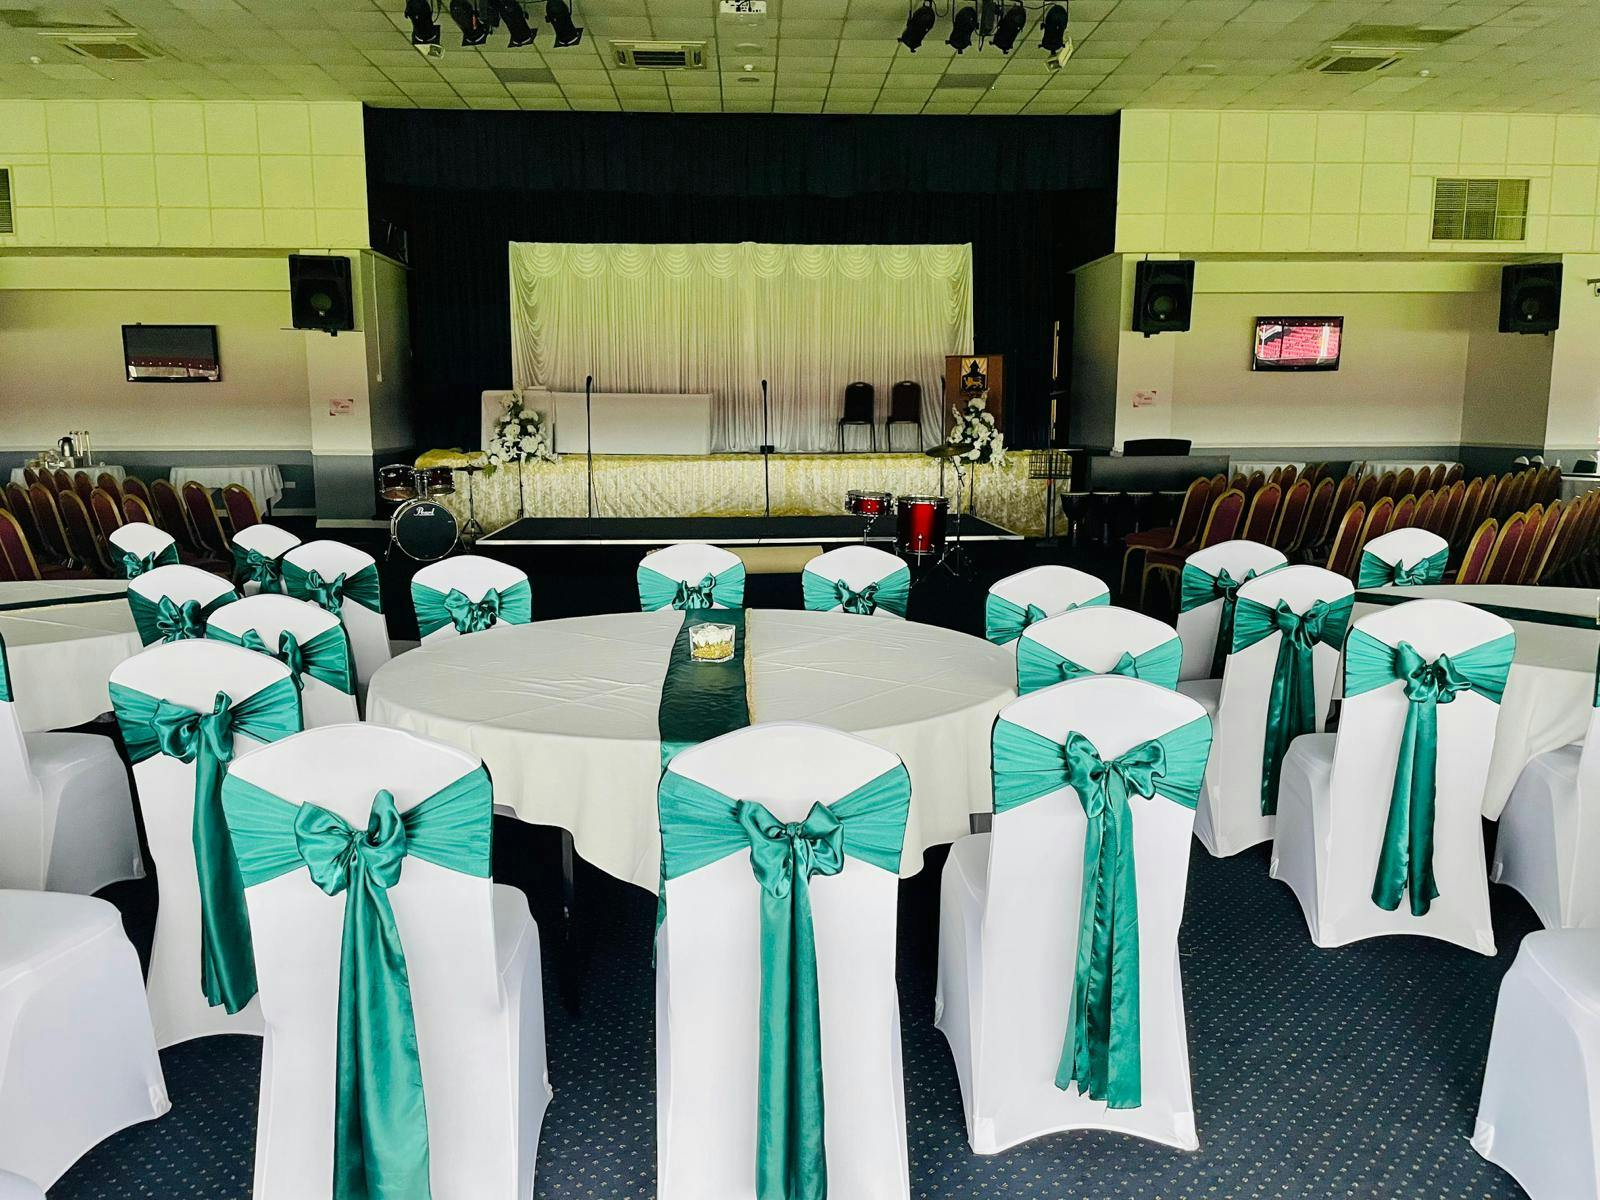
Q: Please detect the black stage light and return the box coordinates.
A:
[947,4,979,52]
[490,0,537,46]
[406,0,441,45]
[979,0,998,37]
[449,0,489,45]
[991,2,1026,52]
[546,0,584,47]
[898,1,936,51]
[1039,2,1068,53]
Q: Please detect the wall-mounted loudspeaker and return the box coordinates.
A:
[1499,263,1562,334]
[289,254,355,333]
[1133,259,1195,336]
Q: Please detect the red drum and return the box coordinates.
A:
[896,495,948,559]
[419,466,456,497]
[846,489,894,518]
[378,463,418,503]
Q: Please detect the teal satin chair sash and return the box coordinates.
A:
[1179,563,1265,679]
[800,564,911,617]
[223,766,493,1200]
[638,563,747,612]
[412,577,533,637]
[0,632,11,704]
[207,624,356,696]
[1345,628,1514,916]
[282,561,384,616]
[1355,547,1449,590]
[991,715,1211,1108]
[1231,593,1354,816]
[658,763,910,1200]
[984,589,1108,645]
[110,675,303,1012]
[127,589,239,646]
[1015,635,1182,696]
[116,542,180,580]
[232,544,288,593]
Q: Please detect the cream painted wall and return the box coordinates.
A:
[1461,290,1554,448]
[1546,254,1600,453]
[1069,254,1122,448]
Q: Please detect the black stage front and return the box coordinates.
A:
[479,514,1023,547]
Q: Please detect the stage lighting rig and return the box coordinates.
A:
[406,0,441,46]
[991,2,1026,52]
[489,0,538,46]
[1039,3,1069,54]
[546,0,584,47]
[946,4,978,52]
[449,0,490,45]
[898,1,936,51]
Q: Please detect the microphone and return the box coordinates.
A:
[759,378,773,518]
[584,374,596,520]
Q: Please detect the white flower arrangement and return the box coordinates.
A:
[484,394,559,471]
[946,395,1006,467]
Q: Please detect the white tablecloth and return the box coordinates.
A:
[9,464,124,486]
[1231,460,1306,477]
[1354,459,1457,479]
[0,581,137,731]
[168,465,284,509]
[366,608,1015,890]
[1352,584,1599,820]
[1561,474,1600,502]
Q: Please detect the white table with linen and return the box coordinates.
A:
[1560,474,1600,502]
[168,465,284,510]
[0,580,138,731]
[9,464,124,486]
[1231,460,1306,477]
[1353,459,1457,479]
[366,607,1015,891]
[1353,583,1598,819]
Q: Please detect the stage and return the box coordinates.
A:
[478,514,1022,547]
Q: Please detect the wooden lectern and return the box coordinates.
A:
[945,354,1003,427]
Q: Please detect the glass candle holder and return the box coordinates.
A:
[689,621,736,663]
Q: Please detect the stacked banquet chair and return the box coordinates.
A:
[984,564,1109,646]
[55,489,112,575]
[206,594,360,727]
[1119,476,1212,600]
[125,563,239,646]
[801,545,912,618]
[230,523,301,596]
[280,540,390,686]
[638,543,747,612]
[88,486,124,552]
[180,480,234,563]
[1138,485,1248,614]
[411,555,533,641]
[1014,606,1183,695]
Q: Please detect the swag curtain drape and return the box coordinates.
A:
[508,242,973,453]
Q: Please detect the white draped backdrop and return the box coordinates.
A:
[508,242,975,453]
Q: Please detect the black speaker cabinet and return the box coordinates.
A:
[289,254,355,333]
[1500,263,1562,334]
[1133,259,1195,336]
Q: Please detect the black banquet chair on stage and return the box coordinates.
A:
[886,380,923,452]
[838,381,877,452]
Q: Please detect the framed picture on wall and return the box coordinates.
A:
[123,324,221,383]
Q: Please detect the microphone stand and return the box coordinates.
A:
[759,378,774,521]
[585,374,596,519]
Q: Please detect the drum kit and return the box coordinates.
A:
[377,464,480,562]
[844,444,973,572]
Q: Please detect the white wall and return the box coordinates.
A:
[1546,254,1600,454]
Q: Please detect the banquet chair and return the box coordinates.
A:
[110,639,302,1046]
[55,490,112,576]
[0,632,143,895]
[221,725,550,1200]
[1174,539,1288,681]
[1395,467,1416,497]
[637,542,746,611]
[1322,501,1367,577]
[181,480,232,557]
[108,521,179,580]
[936,676,1212,1152]
[1391,493,1417,530]
[1016,606,1182,695]
[1270,478,1312,551]
[0,891,168,1191]
[281,540,390,686]
[148,478,196,549]
[1483,511,1532,584]
[88,487,122,546]
[1454,518,1500,584]
[1474,930,1600,1199]
[20,466,38,488]
[1271,599,1513,953]
[121,492,155,527]
[1355,528,1449,589]
[802,544,912,618]
[885,380,923,451]
[1353,473,1378,507]
[984,563,1109,646]
[657,722,912,1198]
[1239,481,1282,543]
[1182,565,1352,858]
[838,380,877,452]
[121,475,150,509]
[1412,490,1437,534]
[95,473,123,510]
[126,563,239,646]
[230,522,301,596]
[26,483,74,568]
[1120,476,1211,601]
[206,595,359,728]
[0,510,41,582]
[70,472,94,510]
[412,554,533,641]
[221,483,261,532]
[1522,501,1566,584]
[51,469,71,496]
[1141,487,1247,613]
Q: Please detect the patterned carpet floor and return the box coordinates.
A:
[54,822,1535,1199]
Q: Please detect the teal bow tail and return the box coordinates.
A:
[111,676,304,1011]
[223,767,493,1200]
[128,589,238,646]
[1345,629,1513,916]
[1232,594,1353,815]
[413,578,532,637]
[1015,636,1182,696]
[233,545,287,593]
[0,633,11,704]
[985,594,1048,644]
[801,565,911,618]
[207,624,356,696]
[118,542,180,580]
[658,609,751,768]
[282,561,383,615]
[1180,564,1260,678]
[1356,547,1449,590]
[638,563,747,612]
[658,763,910,1199]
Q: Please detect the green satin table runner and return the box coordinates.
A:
[658,609,751,768]
[412,578,532,637]
[1016,635,1182,696]
[207,624,356,696]
[638,563,747,612]
[282,561,384,616]
[116,542,180,580]
[232,544,289,594]
[984,589,1107,646]
[1355,547,1449,590]
[800,564,911,618]
[1179,563,1271,679]
[128,589,239,646]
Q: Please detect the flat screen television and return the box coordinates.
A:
[1252,316,1342,372]
[123,324,220,382]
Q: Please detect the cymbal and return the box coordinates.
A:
[925,442,975,460]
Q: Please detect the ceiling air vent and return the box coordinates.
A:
[1432,178,1529,242]
[1305,48,1408,73]
[0,169,13,236]
[612,40,707,70]
[38,31,162,61]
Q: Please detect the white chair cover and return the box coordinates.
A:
[936,676,1212,1152]
[280,540,391,686]
[985,564,1110,646]
[205,594,360,728]
[1474,930,1600,1198]
[0,890,169,1189]
[230,524,302,596]
[411,554,532,643]
[638,543,745,611]
[107,521,177,571]
[127,563,235,612]
[1357,527,1449,589]
[801,544,910,619]
[1271,599,1514,953]
[0,1170,44,1200]
[657,722,911,1199]
[1015,606,1181,693]
[109,640,296,1045]
[223,725,550,1200]
[1183,565,1352,858]
[1174,540,1287,682]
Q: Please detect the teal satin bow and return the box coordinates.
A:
[674,573,719,610]
[302,570,349,614]
[244,628,306,689]
[128,588,238,647]
[833,578,881,615]
[443,587,504,633]
[1180,564,1259,679]
[1356,547,1448,590]
[801,564,911,618]
[1015,636,1183,696]
[986,591,1107,645]
[283,561,383,616]
[639,563,746,613]
[208,623,356,697]
[233,545,286,593]
[117,542,178,580]
[414,578,531,639]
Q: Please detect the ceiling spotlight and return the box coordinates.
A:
[449,0,489,46]
[898,1,936,51]
[1039,2,1068,54]
[947,4,978,52]
[406,0,441,45]
[489,0,537,46]
[991,2,1025,52]
[979,0,998,37]
[546,0,584,47]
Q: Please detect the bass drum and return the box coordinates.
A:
[391,499,459,561]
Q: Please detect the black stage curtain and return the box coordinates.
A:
[365,110,1118,452]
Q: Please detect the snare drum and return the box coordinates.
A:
[378,463,419,503]
[846,489,895,518]
[896,495,948,559]
[391,499,459,561]
[419,466,456,497]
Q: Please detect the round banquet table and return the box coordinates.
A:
[366,608,1016,891]
[0,581,138,731]
[168,464,284,510]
